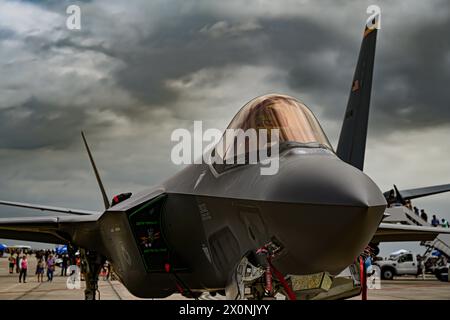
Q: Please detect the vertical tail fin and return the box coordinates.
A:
[336,19,379,171]
[81,131,110,210]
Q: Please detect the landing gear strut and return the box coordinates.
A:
[227,242,296,300]
[80,248,104,300]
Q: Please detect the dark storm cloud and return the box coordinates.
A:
[0,28,15,39]
[0,98,90,149]
[0,0,448,167]
[3,0,446,138]
[250,6,450,134]
[371,15,450,132]
[257,17,355,115]
[17,13,350,126]
[92,14,352,120]
[64,2,450,134]
[96,14,267,111]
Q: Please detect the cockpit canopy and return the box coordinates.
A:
[215,94,332,161]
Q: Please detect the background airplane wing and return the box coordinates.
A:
[372,222,450,242]
[0,201,101,244]
[383,183,450,205]
[395,184,450,201]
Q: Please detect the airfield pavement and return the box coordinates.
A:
[0,256,449,300]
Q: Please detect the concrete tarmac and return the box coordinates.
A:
[0,256,449,300]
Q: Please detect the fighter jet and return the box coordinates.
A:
[1,15,449,300]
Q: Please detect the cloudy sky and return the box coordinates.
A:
[0,0,449,256]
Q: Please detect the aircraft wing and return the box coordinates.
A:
[0,133,109,247]
[396,184,450,201]
[0,200,100,215]
[372,222,450,242]
[383,183,450,205]
[0,200,101,244]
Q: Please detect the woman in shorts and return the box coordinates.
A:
[8,254,15,274]
[36,257,45,282]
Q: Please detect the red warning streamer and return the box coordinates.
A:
[360,256,367,300]
[267,257,296,301]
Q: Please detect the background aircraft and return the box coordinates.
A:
[0,15,449,300]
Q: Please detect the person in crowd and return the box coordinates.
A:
[414,207,420,216]
[405,200,412,210]
[431,215,440,227]
[36,257,45,282]
[61,254,69,276]
[441,218,449,228]
[106,262,111,280]
[15,251,21,273]
[36,250,43,261]
[47,254,55,282]
[8,254,15,274]
[417,255,426,279]
[18,255,28,283]
[420,209,428,222]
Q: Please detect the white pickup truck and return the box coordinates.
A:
[374,252,420,280]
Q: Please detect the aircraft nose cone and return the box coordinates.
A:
[261,152,387,275]
[265,151,386,208]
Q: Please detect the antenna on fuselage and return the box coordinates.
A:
[81,131,110,210]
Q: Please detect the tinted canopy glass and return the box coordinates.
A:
[216,94,332,161]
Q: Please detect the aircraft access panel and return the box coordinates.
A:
[127,196,169,272]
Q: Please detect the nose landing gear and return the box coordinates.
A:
[80,249,105,300]
[226,241,297,300]
[225,255,266,300]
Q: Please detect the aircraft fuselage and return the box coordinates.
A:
[95,146,386,298]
